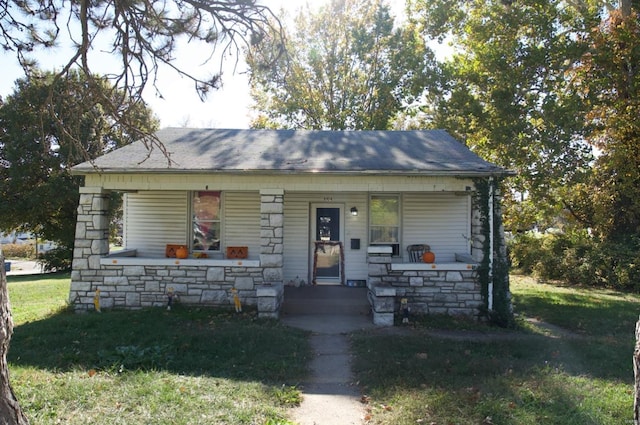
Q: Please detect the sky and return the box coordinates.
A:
[0,0,410,130]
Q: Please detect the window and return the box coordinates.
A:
[192,191,221,251]
[369,194,400,255]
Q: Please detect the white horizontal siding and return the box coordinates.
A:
[402,193,471,262]
[342,193,369,281]
[123,191,188,257]
[223,192,260,259]
[283,194,311,284]
[283,192,370,284]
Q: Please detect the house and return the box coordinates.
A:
[70,128,512,325]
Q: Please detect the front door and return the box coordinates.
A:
[311,205,344,285]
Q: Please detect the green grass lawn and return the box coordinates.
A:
[7,273,640,424]
[7,273,309,425]
[352,274,640,425]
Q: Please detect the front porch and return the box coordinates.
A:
[70,186,287,318]
[69,186,486,324]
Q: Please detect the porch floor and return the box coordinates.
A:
[281,285,370,316]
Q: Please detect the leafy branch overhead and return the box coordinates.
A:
[0,0,285,153]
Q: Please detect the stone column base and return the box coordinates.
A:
[368,284,396,326]
[257,283,284,319]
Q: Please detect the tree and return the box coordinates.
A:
[1,0,284,150]
[0,1,282,422]
[0,255,28,424]
[571,5,640,239]
[409,0,601,232]
[0,73,156,423]
[247,0,433,130]
[0,70,158,270]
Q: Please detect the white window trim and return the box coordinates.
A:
[368,193,401,256]
[190,190,224,253]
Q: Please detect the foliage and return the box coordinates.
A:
[247,0,433,130]
[1,0,283,152]
[0,244,35,260]
[474,177,514,327]
[38,247,73,272]
[509,231,640,290]
[410,0,601,233]
[272,385,303,407]
[568,8,640,239]
[0,70,157,268]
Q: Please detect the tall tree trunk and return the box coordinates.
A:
[621,0,632,17]
[0,255,29,424]
[635,316,640,424]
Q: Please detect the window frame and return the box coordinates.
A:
[368,193,401,256]
[190,191,223,253]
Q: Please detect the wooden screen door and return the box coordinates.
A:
[311,205,344,285]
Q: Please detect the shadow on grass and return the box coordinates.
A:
[352,331,631,425]
[514,292,639,338]
[9,305,310,385]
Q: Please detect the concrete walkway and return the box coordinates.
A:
[282,314,376,425]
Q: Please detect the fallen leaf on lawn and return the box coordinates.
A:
[88,369,97,378]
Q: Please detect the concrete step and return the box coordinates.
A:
[282,285,370,316]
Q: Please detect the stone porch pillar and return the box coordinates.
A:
[69,187,109,310]
[367,246,396,326]
[258,189,284,318]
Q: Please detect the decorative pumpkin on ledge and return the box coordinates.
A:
[176,246,189,259]
[422,248,435,263]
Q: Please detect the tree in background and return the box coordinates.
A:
[571,5,640,240]
[1,0,283,152]
[247,0,433,130]
[409,0,601,232]
[0,70,158,270]
[411,0,640,289]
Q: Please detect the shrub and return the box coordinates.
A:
[508,232,543,274]
[1,243,36,259]
[508,231,640,291]
[39,246,72,272]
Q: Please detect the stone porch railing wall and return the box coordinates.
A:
[69,188,284,318]
[367,198,485,326]
[367,253,482,326]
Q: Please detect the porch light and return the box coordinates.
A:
[350,207,358,216]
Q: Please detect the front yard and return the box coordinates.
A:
[352,275,637,424]
[6,273,639,424]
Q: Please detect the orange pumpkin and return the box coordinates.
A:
[176,246,189,259]
[422,250,435,263]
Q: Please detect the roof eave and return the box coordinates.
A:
[71,167,515,178]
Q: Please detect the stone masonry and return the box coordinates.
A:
[69,188,285,318]
[367,197,486,323]
[70,187,110,303]
[367,251,483,321]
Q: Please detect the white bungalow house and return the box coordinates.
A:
[69,128,511,325]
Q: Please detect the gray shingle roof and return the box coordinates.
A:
[72,128,509,176]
